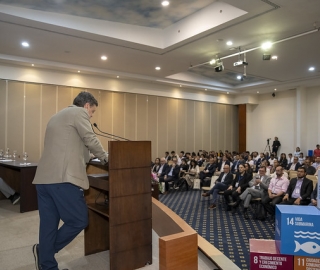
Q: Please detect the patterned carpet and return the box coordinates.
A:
[159,189,275,270]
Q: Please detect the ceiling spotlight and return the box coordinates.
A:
[274,88,277,91]
[309,67,315,71]
[214,61,224,72]
[257,91,259,93]
[209,59,216,65]
[271,55,278,60]
[31,64,34,66]
[162,1,169,6]
[179,85,182,87]
[77,70,80,73]
[117,76,119,78]
[205,89,207,91]
[261,41,272,50]
[263,54,271,60]
[237,75,242,80]
[226,41,233,46]
[101,55,107,60]
[227,92,229,94]
[155,66,161,70]
[21,42,29,47]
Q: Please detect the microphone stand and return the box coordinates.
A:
[93,123,130,141]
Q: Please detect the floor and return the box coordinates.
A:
[0,199,216,270]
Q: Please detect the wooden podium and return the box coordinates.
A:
[85,141,152,270]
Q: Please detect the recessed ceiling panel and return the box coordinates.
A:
[0,0,217,28]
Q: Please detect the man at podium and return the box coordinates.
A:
[32,92,108,270]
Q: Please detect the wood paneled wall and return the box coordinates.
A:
[0,80,239,162]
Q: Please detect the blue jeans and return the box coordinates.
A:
[208,182,228,204]
[36,183,88,270]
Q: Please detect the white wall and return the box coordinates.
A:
[247,87,320,158]
[247,90,296,157]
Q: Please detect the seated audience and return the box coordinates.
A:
[270,160,288,179]
[268,154,275,166]
[287,156,301,171]
[244,163,253,180]
[293,147,301,157]
[199,157,217,186]
[310,183,318,206]
[280,167,313,205]
[279,153,288,170]
[262,166,289,219]
[312,157,320,170]
[159,157,180,193]
[288,153,294,164]
[225,164,251,213]
[215,155,230,176]
[231,154,245,173]
[298,152,305,165]
[202,165,233,209]
[247,155,254,169]
[184,160,199,188]
[179,159,189,177]
[164,151,171,162]
[0,177,20,205]
[314,144,320,158]
[255,153,266,172]
[156,158,169,179]
[303,159,316,175]
[152,158,160,173]
[239,166,271,219]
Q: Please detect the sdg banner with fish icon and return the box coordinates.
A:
[275,205,320,257]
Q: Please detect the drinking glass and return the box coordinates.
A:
[13,150,17,161]
[4,148,9,159]
[23,152,28,164]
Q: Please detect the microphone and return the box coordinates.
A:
[93,123,130,141]
[91,124,120,141]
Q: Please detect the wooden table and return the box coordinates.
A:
[0,160,38,213]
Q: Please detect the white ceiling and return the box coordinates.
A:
[0,0,319,95]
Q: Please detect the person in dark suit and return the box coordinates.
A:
[156,158,169,179]
[310,183,318,206]
[254,153,266,173]
[225,164,251,213]
[159,157,180,193]
[287,156,302,171]
[303,159,316,175]
[280,167,313,205]
[215,155,231,175]
[272,137,281,155]
[164,151,171,162]
[202,164,233,209]
[199,157,217,186]
[231,154,245,173]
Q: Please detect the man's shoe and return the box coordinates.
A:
[33,244,40,270]
[229,201,237,206]
[226,206,232,211]
[244,211,249,219]
[11,193,20,205]
[202,193,210,197]
[208,204,217,209]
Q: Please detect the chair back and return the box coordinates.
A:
[288,170,297,180]
[210,175,219,188]
[306,174,318,189]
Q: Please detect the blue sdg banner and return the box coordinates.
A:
[275,205,320,257]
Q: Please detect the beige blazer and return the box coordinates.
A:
[33,105,108,189]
